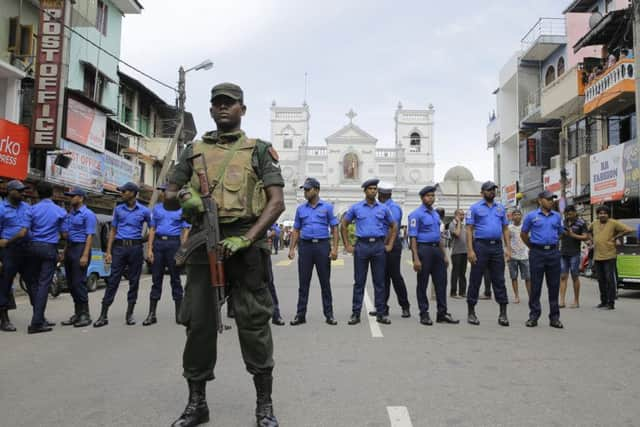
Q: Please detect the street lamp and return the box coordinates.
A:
[177,58,214,158]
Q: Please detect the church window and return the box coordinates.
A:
[282,127,293,149]
[343,153,359,179]
[284,138,293,149]
[410,132,421,152]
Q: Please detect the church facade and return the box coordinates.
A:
[270,102,436,221]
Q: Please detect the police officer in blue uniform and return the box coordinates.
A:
[94,182,151,327]
[288,177,339,326]
[341,178,396,325]
[408,186,459,326]
[61,187,97,328]
[370,182,410,318]
[520,190,564,329]
[0,180,30,332]
[25,181,67,334]
[465,181,511,326]
[143,184,190,326]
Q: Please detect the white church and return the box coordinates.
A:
[271,101,438,221]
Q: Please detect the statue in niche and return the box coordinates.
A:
[343,153,359,179]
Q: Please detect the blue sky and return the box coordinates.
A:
[121,0,568,182]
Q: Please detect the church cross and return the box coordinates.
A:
[346,109,357,123]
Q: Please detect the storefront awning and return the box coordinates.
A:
[0,58,26,79]
[573,9,630,53]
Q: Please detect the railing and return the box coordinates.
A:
[584,59,635,104]
[376,149,398,158]
[305,147,327,157]
[521,17,566,52]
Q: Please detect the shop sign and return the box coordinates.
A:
[65,98,106,152]
[45,138,104,192]
[590,144,624,204]
[0,119,30,180]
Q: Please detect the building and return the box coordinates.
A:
[435,166,485,217]
[271,102,435,221]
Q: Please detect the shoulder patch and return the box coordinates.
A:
[268,146,279,161]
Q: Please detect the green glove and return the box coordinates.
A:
[178,185,204,221]
[220,236,252,255]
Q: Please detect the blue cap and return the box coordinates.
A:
[361,178,380,189]
[7,180,26,192]
[156,183,168,191]
[419,185,437,197]
[300,177,320,190]
[481,181,498,191]
[64,187,86,197]
[538,190,557,200]
[117,182,139,193]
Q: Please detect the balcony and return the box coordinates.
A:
[486,116,499,149]
[305,147,327,157]
[521,18,566,62]
[541,65,586,119]
[584,59,635,115]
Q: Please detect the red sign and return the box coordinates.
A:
[32,0,66,149]
[527,138,537,165]
[0,119,30,180]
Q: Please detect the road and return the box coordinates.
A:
[2,250,640,427]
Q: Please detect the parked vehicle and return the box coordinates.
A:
[616,218,640,290]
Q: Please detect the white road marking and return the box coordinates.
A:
[363,289,383,338]
[387,406,413,427]
[331,259,344,267]
[275,259,292,266]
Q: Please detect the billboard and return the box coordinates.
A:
[103,150,140,191]
[590,144,625,204]
[65,98,106,152]
[502,183,517,207]
[543,162,576,198]
[0,119,30,180]
[45,139,104,192]
[622,141,639,200]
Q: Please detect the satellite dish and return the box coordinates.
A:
[589,11,603,29]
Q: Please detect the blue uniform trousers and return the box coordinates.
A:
[64,243,89,304]
[265,255,281,318]
[296,239,333,318]
[416,244,448,315]
[384,238,410,312]
[528,246,561,321]
[352,239,386,315]
[102,244,143,306]
[29,242,58,327]
[0,243,31,309]
[150,238,183,302]
[467,240,508,305]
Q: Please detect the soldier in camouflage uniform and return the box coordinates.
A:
[167,83,284,427]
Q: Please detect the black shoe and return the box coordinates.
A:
[549,319,564,329]
[290,316,306,326]
[401,308,411,318]
[596,303,608,309]
[607,304,615,310]
[171,380,210,427]
[498,303,509,327]
[525,319,538,327]
[93,304,109,328]
[175,300,182,324]
[254,374,279,427]
[61,303,79,326]
[45,318,56,327]
[28,323,53,334]
[0,308,16,332]
[420,313,433,326]
[436,313,460,324]
[272,316,285,326]
[143,299,158,326]
[347,314,360,325]
[74,304,92,328]
[368,310,377,316]
[376,315,391,325]
[325,317,337,325]
[467,303,480,325]
[125,302,136,325]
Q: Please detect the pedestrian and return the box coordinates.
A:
[270,223,281,254]
[588,206,633,310]
[449,208,467,299]
[25,181,67,334]
[60,187,97,328]
[507,209,530,303]
[408,185,459,326]
[0,180,31,332]
[559,205,588,308]
[465,181,511,326]
[520,191,564,328]
[341,178,396,325]
[142,184,190,326]
[288,177,339,326]
[372,181,410,318]
[167,82,284,427]
[93,181,151,328]
[266,253,285,326]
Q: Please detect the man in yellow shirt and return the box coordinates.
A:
[588,206,633,310]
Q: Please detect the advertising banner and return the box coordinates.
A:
[590,144,625,204]
[0,119,30,180]
[65,98,106,152]
[622,141,639,200]
[45,139,104,192]
[103,150,140,191]
[502,183,517,207]
[543,162,576,198]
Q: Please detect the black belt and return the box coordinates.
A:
[530,243,557,251]
[301,238,329,243]
[357,237,384,243]
[156,235,180,241]
[418,242,440,247]
[475,239,502,245]
[114,239,142,247]
[68,241,87,246]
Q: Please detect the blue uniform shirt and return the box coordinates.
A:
[408,205,441,243]
[0,200,30,240]
[271,223,281,238]
[293,199,339,240]
[62,205,97,243]
[382,199,402,239]
[26,199,67,244]
[521,208,563,245]
[466,200,508,240]
[150,205,189,236]
[343,200,395,238]
[112,201,151,240]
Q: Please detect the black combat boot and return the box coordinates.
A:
[175,299,182,324]
[61,303,79,326]
[74,303,92,327]
[254,373,279,427]
[498,303,509,327]
[171,380,209,427]
[125,302,136,325]
[0,308,16,332]
[467,303,480,325]
[93,304,109,328]
[142,299,158,326]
